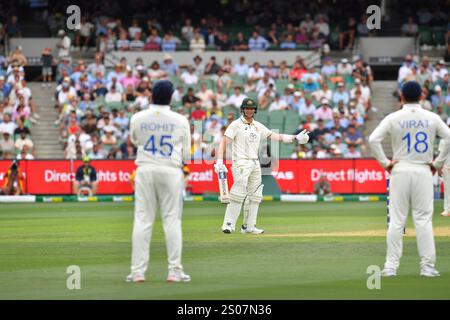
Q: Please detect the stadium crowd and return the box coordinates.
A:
[0,46,40,160]
[52,51,377,161]
[42,0,384,54]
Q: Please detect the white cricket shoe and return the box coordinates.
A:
[381,268,397,277]
[240,225,248,234]
[167,271,191,283]
[222,222,234,234]
[441,211,449,217]
[243,226,265,234]
[420,266,440,277]
[126,273,145,283]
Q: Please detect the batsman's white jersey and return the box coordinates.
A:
[222,116,273,231]
[129,104,191,276]
[438,139,450,213]
[369,103,450,270]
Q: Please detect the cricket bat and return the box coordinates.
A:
[217,170,230,204]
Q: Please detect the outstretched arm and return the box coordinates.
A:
[270,129,310,144]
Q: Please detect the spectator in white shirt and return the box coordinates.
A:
[226,86,247,108]
[300,14,314,33]
[180,66,199,85]
[233,56,249,77]
[269,94,289,111]
[196,82,215,109]
[397,54,414,84]
[181,18,194,42]
[312,82,333,102]
[57,30,71,62]
[299,96,316,117]
[401,16,418,37]
[344,143,361,158]
[431,60,448,82]
[76,16,94,50]
[336,58,353,75]
[247,62,265,82]
[105,86,122,103]
[128,19,142,38]
[315,15,330,37]
[190,30,206,53]
[256,73,275,93]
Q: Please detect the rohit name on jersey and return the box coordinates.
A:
[140,122,176,132]
[399,120,430,129]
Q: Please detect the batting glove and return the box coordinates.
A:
[214,159,228,174]
[296,129,310,144]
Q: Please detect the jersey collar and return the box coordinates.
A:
[150,104,170,109]
[240,115,254,125]
[403,103,421,109]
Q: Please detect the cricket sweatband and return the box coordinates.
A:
[282,135,296,143]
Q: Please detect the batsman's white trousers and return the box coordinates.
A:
[385,163,436,270]
[222,159,262,229]
[443,166,450,213]
[131,165,184,276]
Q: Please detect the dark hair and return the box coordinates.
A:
[152,80,174,105]
[401,81,422,102]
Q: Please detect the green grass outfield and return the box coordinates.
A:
[1,201,450,300]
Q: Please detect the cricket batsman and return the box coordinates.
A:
[369,81,450,277]
[126,80,192,283]
[438,133,450,217]
[214,98,310,234]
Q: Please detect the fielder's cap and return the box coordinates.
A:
[401,81,422,101]
[241,98,257,108]
[152,80,174,105]
[435,85,442,91]
[82,155,90,163]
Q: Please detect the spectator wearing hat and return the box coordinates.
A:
[160,54,179,76]
[332,82,350,106]
[73,156,99,195]
[431,85,446,109]
[7,46,27,67]
[289,91,304,112]
[314,99,334,122]
[337,58,352,76]
[57,29,72,63]
[431,60,448,83]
